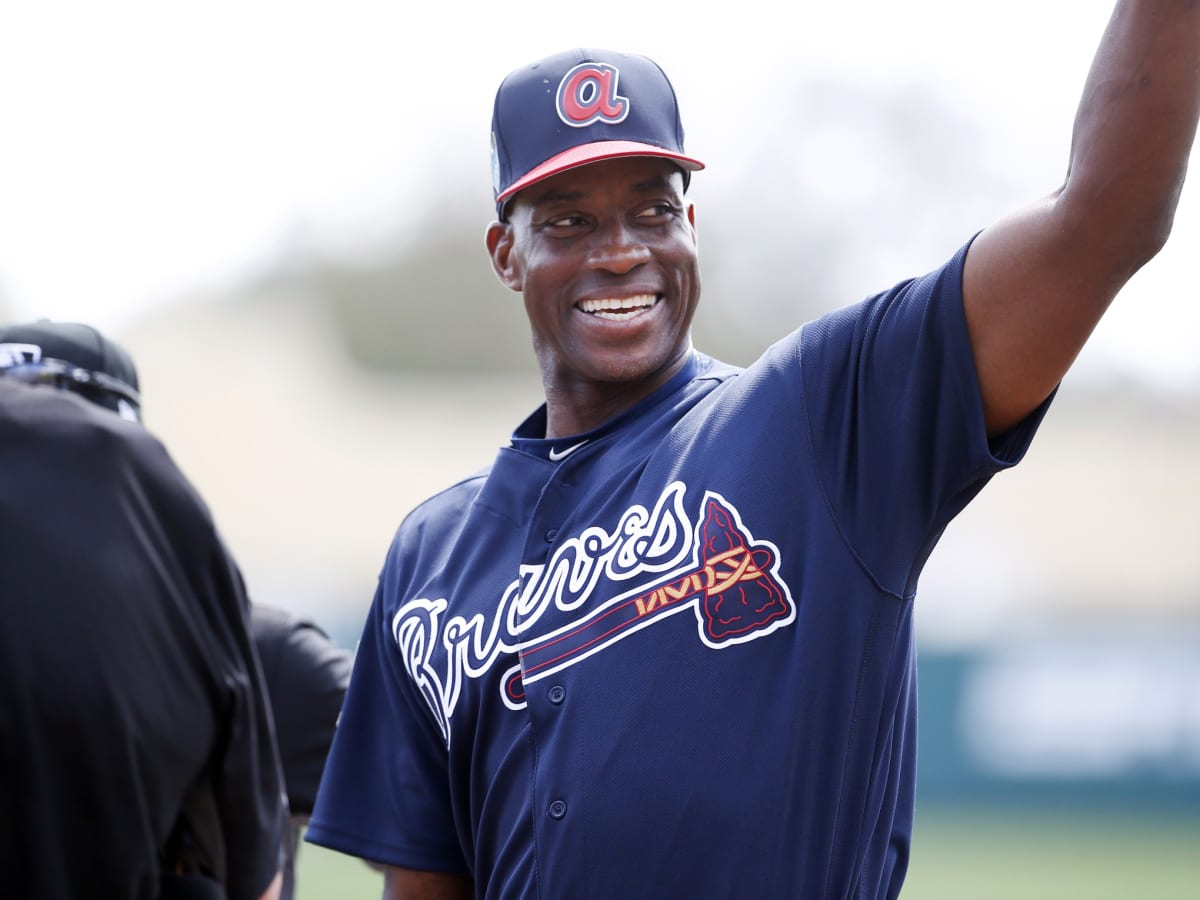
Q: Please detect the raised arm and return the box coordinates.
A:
[964,0,1200,435]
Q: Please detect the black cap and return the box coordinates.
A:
[0,320,142,421]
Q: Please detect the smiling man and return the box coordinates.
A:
[307,8,1200,898]
[489,156,701,436]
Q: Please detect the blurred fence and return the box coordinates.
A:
[917,623,1200,814]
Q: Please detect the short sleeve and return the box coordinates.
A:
[305,567,469,874]
[798,240,1051,596]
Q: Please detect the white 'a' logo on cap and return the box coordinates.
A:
[556,63,629,128]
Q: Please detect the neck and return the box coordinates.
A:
[541,352,691,439]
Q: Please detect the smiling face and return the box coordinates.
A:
[486,156,701,437]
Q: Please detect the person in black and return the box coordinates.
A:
[251,604,353,900]
[0,319,354,900]
[0,376,286,899]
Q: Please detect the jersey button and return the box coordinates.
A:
[548,684,565,705]
[548,799,568,820]
[544,528,558,542]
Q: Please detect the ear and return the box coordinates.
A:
[486,221,522,292]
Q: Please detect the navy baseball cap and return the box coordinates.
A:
[0,320,142,421]
[490,48,705,219]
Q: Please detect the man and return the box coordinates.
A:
[0,326,286,900]
[306,4,1200,898]
[0,320,355,900]
[251,604,354,900]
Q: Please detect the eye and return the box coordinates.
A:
[547,213,587,228]
[635,202,678,222]
[537,212,591,234]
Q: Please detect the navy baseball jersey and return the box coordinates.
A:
[307,241,1050,898]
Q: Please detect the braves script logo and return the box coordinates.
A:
[392,483,794,746]
[557,62,629,127]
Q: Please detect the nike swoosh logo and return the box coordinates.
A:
[548,440,589,462]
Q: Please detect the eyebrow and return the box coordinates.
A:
[532,186,584,206]
[530,173,676,208]
[631,174,674,193]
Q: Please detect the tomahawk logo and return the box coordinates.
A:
[501,492,793,704]
[557,62,629,127]
[392,483,795,745]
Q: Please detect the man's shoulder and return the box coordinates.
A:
[692,350,742,382]
[400,465,492,529]
[1,379,143,444]
[0,380,180,487]
[249,603,345,658]
[249,603,306,646]
[249,603,352,696]
[375,465,494,581]
[0,382,217,549]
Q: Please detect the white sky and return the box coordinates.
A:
[1,0,1197,387]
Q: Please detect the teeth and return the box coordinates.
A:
[579,294,657,320]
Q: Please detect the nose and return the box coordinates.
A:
[585,219,651,275]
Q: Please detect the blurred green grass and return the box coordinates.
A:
[295,809,1200,899]
[905,808,1200,899]
[295,835,383,899]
